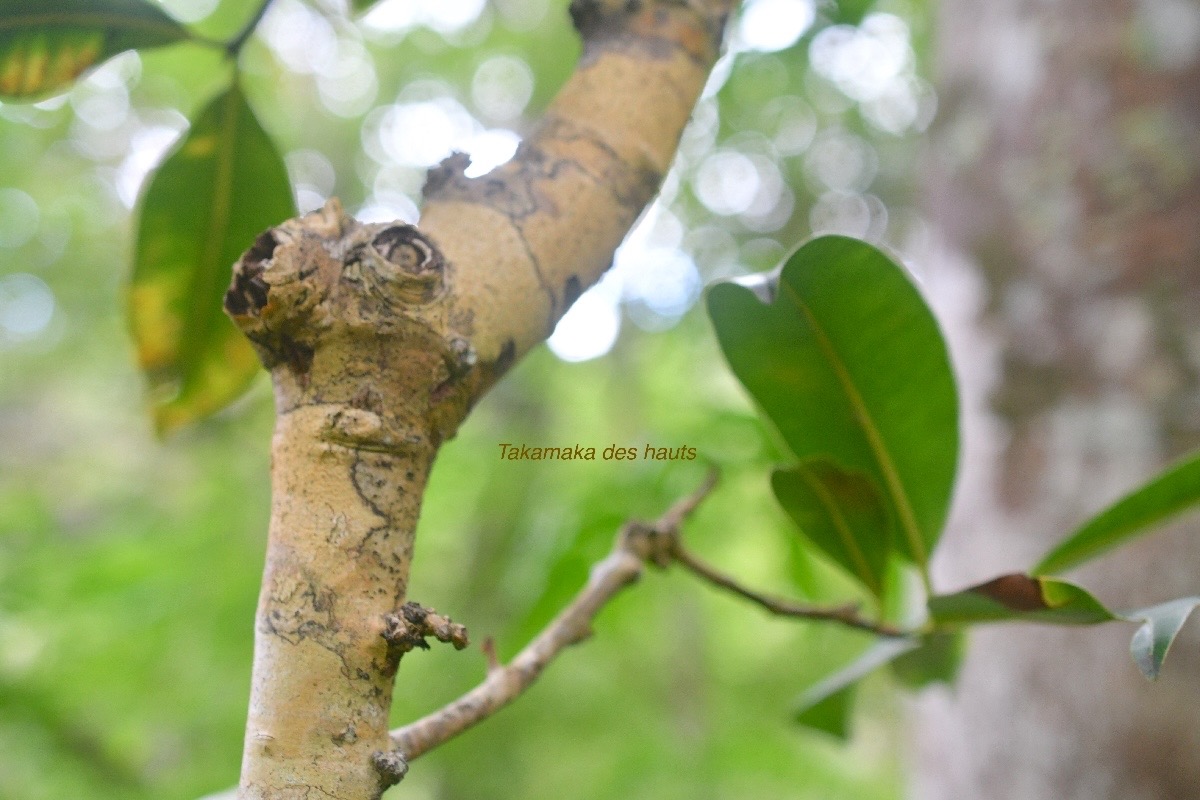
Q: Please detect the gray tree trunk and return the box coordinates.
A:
[912,0,1200,797]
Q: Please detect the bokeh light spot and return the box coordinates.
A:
[694,151,761,216]
[738,0,815,52]
[547,286,620,362]
[0,189,40,249]
[0,273,55,342]
[471,55,534,121]
[462,129,521,177]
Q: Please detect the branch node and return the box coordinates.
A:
[364,225,446,304]
[383,602,470,656]
[332,723,358,745]
[422,151,471,200]
[619,521,670,567]
[223,230,276,317]
[481,636,501,674]
[388,473,726,760]
[568,0,608,35]
[622,468,719,568]
[372,749,409,788]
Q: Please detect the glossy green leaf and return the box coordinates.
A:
[772,461,890,597]
[1125,597,1200,680]
[1034,451,1200,575]
[130,81,294,433]
[707,236,959,571]
[890,632,965,689]
[794,636,918,737]
[0,0,189,99]
[928,574,1116,626]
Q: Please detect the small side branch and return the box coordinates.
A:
[390,475,719,759]
[635,470,904,637]
[390,471,904,761]
[383,601,470,656]
[389,527,650,759]
[668,543,906,637]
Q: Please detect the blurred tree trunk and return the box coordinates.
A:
[913,0,1200,797]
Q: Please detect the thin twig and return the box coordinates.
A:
[658,468,720,533]
[481,636,500,674]
[389,471,906,761]
[390,532,646,758]
[667,544,907,637]
[389,474,719,759]
[648,470,904,636]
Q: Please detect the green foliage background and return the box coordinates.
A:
[0,0,940,796]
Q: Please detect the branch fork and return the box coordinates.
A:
[225,0,745,795]
[385,471,905,774]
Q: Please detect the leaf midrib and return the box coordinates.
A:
[179,84,239,378]
[780,279,928,567]
[797,466,881,594]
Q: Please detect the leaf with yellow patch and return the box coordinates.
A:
[0,0,190,99]
[130,81,294,433]
[929,575,1200,681]
[928,574,1116,626]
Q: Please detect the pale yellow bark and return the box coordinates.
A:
[421,0,731,384]
[239,408,434,798]
[226,204,466,798]
[225,2,737,797]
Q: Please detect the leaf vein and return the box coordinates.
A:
[779,280,927,567]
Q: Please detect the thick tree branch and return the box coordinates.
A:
[224,3,740,797]
[420,0,739,399]
[387,472,904,765]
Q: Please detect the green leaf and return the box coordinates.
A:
[0,0,190,99]
[351,0,381,12]
[928,574,1116,626]
[1125,597,1200,681]
[890,631,965,689]
[772,461,890,597]
[794,636,919,737]
[130,81,294,433]
[928,577,1199,680]
[829,0,874,25]
[1034,451,1200,575]
[707,236,959,572]
[796,685,854,739]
